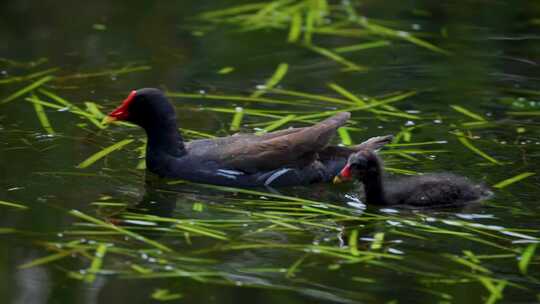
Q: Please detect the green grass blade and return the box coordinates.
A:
[349,229,360,256]
[84,102,105,119]
[493,172,535,189]
[217,66,235,74]
[327,83,367,106]
[337,127,352,145]
[0,200,28,210]
[84,243,107,283]
[175,224,229,241]
[166,92,306,106]
[455,133,501,165]
[334,40,391,53]
[451,105,486,121]
[287,12,302,43]
[69,210,172,252]
[251,63,289,98]
[255,114,296,135]
[199,2,266,19]
[19,249,79,269]
[57,66,150,81]
[0,68,59,85]
[30,94,55,135]
[271,88,355,105]
[286,254,307,278]
[518,243,537,275]
[1,75,54,104]
[77,139,134,168]
[305,45,368,71]
[507,111,540,116]
[358,18,451,55]
[303,8,315,45]
[151,289,183,301]
[370,232,385,250]
[230,107,244,131]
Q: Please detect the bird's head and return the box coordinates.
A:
[105,88,175,129]
[333,150,380,184]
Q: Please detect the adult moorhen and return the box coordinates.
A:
[334,150,492,207]
[105,88,393,187]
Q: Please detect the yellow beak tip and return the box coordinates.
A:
[102,116,117,124]
[333,176,342,184]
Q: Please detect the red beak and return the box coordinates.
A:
[333,164,352,184]
[104,90,137,123]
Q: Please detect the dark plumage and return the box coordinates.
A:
[106,88,393,187]
[334,150,492,207]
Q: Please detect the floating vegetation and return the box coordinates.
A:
[30,94,55,135]
[1,75,54,104]
[198,0,450,73]
[76,139,134,169]
[0,200,28,210]
[493,172,536,189]
[454,131,501,165]
[250,62,289,98]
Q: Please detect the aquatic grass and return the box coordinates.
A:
[55,65,151,80]
[151,289,183,301]
[199,3,267,19]
[0,68,59,85]
[0,75,54,104]
[166,91,317,106]
[30,94,55,135]
[333,40,392,53]
[305,44,368,71]
[0,57,48,68]
[229,107,244,131]
[217,66,235,74]
[250,63,289,98]
[270,87,355,105]
[357,17,451,55]
[348,229,360,256]
[507,111,540,116]
[287,12,302,42]
[370,232,385,250]
[69,210,172,252]
[454,132,501,165]
[327,83,366,106]
[518,244,537,275]
[445,254,492,274]
[29,90,105,129]
[493,172,535,189]
[77,139,134,169]
[84,243,108,283]
[337,127,352,145]
[451,105,486,121]
[0,200,29,210]
[255,114,296,135]
[19,240,86,269]
[84,102,106,120]
[476,276,507,304]
[199,1,448,59]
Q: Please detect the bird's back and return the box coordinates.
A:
[386,173,491,207]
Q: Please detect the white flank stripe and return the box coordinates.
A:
[217,169,244,176]
[264,168,292,186]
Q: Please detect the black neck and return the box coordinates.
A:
[144,117,185,157]
[361,165,389,205]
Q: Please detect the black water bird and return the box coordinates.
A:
[105,88,393,187]
[334,150,492,207]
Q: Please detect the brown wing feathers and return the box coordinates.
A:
[220,112,351,172]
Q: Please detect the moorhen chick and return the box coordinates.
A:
[105,88,393,187]
[333,150,492,207]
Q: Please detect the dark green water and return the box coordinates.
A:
[1,1,539,303]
